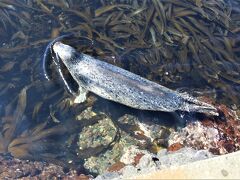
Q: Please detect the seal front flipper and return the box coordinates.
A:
[74,86,88,103]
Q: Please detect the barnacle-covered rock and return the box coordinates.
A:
[168,105,240,155]
[168,121,220,151]
[78,117,117,150]
[117,114,174,143]
[83,131,141,174]
[82,113,174,174]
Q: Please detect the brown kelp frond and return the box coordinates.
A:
[7,113,105,161]
[0,86,31,153]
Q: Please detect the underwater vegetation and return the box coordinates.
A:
[0,0,239,175]
[0,81,106,172]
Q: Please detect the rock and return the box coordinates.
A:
[78,115,117,150]
[118,114,173,142]
[96,147,215,179]
[107,162,126,172]
[76,107,97,121]
[167,142,184,152]
[168,105,240,155]
[95,172,120,180]
[133,153,145,166]
[155,148,214,169]
[120,146,147,165]
[80,113,173,175]
[83,132,140,174]
[0,154,91,179]
[136,153,158,173]
[121,165,138,178]
[168,121,219,151]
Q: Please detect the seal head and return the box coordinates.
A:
[53,42,80,68]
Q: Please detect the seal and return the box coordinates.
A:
[51,41,218,116]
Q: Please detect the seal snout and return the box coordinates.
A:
[52,42,76,61]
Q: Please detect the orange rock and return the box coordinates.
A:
[107,161,125,172]
[133,153,145,166]
[167,143,183,152]
[77,174,91,180]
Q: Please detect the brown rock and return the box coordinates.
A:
[133,153,145,166]
[167,143,183,152]
[107,161,126,172]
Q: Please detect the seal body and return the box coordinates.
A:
[52,42,218,116]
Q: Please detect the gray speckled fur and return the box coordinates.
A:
[53,42,218,115]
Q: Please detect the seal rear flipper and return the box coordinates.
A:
[179,93,218,116]
[74,86,88,103]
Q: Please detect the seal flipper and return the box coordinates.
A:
[42,34,75,80]
[74,86,88,103]
[55,53,78,96]
[179,93,218,116]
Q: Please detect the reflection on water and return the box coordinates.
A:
[0,0,239,175]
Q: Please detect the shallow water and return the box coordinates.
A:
[0,0,239,175]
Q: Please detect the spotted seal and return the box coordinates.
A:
[50,41,218,116]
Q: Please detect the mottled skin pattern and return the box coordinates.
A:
[52,42,218,116]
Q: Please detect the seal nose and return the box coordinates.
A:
[53,42,76,61]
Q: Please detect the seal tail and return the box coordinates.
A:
[179,93,219,116]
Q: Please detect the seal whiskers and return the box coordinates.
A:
[52,41,218,116]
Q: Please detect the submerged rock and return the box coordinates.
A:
[118,114,173,142]
[78,113,117,150]
[83,131,141,174]
[76,108,140,174]
[0,154,91,179]
[76,108,174,175]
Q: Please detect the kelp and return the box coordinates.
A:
[0,82,106,169]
